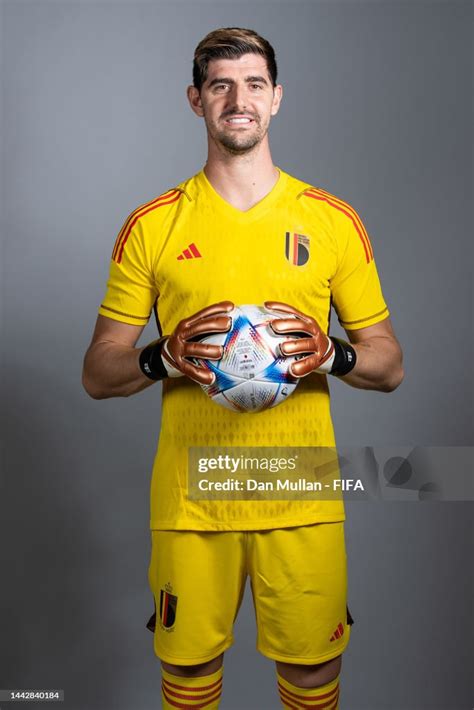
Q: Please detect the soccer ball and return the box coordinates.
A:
[195,304,300,413]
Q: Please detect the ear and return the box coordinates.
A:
[270,84,283,117]
[187,85,204,117]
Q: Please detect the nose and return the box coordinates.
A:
[226,82,247,111]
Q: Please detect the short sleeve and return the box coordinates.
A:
[330,207,389,330]
[98,215,157,326]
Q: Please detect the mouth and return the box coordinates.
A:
[223,116,255,126]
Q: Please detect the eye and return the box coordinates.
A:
[250,84,264,90]
[214,84,229,92]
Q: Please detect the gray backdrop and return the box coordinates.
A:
[1,1,472,709]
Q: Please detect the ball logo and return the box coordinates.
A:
[285,232,310,266]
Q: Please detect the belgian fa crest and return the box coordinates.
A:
[285,232,310,266]
[160,583,178,629]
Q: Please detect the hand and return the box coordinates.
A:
[264,301,335,378]
[162,301,234,384]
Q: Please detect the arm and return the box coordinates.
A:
[82,302,234,400]
[265,302,403,394]
[338,317,404,392]
[82,315,152,399]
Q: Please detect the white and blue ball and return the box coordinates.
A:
[195,304,300,413]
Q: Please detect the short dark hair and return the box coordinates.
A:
[192,27,278,91]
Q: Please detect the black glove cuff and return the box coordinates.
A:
[139,337,169,381]
[329,337,357,376]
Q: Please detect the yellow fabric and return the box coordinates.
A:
[277,673,340,709]
[100,168,389,530]
[148,523,350,665]
[161,667,223,709]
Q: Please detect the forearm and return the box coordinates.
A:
[336,336,404,392]
[82,341,156,399]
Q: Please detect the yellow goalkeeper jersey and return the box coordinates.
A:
[99,168,389,531]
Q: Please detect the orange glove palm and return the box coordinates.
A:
[162,301,234,384]
[264,301,335,378]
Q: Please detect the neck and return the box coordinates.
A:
[203,137,279,211]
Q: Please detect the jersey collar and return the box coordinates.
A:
[195,167,288,222]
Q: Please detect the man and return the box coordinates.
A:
[83,27,403,710]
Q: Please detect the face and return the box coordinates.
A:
[187,53,283,155]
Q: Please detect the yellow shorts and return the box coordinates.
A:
[147,522,353,665]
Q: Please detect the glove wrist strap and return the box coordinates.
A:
[139,337,170,381]
[329,337,357,376]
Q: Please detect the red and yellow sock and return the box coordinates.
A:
[277,672,340,709]
[161,666,223,709]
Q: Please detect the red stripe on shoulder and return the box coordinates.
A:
[111,189,177,261]
[313,188,374,260]
[306,186,372,243]
[112,189,182,263]
[302,188,373,263]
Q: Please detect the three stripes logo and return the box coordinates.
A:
[177,242,202,260]
[329,621,345,642]
[285,232,310,266]
[160,587,178,629]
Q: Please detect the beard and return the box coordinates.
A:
[207,113,269,155]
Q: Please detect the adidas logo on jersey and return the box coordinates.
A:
[329,622,344,641]
[177,243,202,260]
